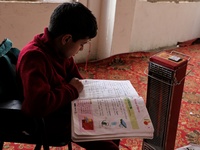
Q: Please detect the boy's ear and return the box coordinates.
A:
[66,37,71,42]
[62,34,72,45]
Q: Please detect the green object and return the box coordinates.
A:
[0,38,13,57]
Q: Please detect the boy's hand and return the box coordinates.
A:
[69,78,83,93]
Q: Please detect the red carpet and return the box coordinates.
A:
[3,45,200,149]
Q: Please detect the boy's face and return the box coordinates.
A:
[62,37,90,58]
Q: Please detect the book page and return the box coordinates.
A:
[71,79,154,142]
[78,79,139,100]
[72,96,154,136]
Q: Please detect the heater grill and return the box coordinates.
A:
[149,62,174,82]
[142,51,189,150]
[145,62,173,149]
[143,142,156,150]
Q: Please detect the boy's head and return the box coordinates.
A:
[48,2,97,42]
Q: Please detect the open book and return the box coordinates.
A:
[71,79,154,142]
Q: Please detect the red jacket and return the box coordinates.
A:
[16,28,83,117]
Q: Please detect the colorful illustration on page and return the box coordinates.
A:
[82,116,94,130]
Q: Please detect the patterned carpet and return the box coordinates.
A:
[3,44,200,149]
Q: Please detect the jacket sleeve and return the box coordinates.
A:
[17,51,79,117]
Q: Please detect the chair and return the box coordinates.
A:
[0,39,72,150]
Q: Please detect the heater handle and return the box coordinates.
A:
[170,51,191,61]
[144,68,174,86]
[169,51,193,84]
[144,63,193,86]
[176,63,193,84]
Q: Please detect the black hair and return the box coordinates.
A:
[48,2,98,41]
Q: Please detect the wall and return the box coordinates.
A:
[0,0,200,62]
[130,1,200,52]
[96,0,116,59]
[0,0,101,63]
[0,2,57,49]
[109,0,136,58]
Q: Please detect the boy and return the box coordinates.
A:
[16,2,119,150]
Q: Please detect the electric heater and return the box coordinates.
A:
[142,51,189,150]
